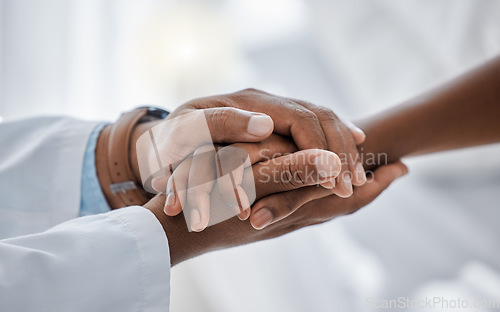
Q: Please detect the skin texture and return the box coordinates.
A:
[143,54,500,266]
[250,55,500,231]
[143,161,407,266]
[96,54,500,267]
[124,90,369,233]
[358,54,500,166]
[128,89,367,208]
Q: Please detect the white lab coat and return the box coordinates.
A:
[0,117,171,311]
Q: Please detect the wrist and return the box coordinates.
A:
[143,194,261,266]
[355,100,425,170]
[143,195,213,266]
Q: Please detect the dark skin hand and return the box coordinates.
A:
[144,161,407,266]
[358,54,500,167]
[250,54,500,229]
[128,89,368,212]
[142,54,499,266]
[146,54,500,266]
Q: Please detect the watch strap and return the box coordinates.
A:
[96,108,158,208]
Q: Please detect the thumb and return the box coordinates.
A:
[351,161,408,209]
[204,107,274,143]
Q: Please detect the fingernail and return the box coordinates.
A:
[190,209,202,232]
[397,167,409,178]
[353,126,365,137]
[247,114,273,136]
[166,193,176,205]
[320,180,335,189]
[314,152,341,178]
[343,174,353,195]
[237,208,250,221]
[163,193,176,214]
[355,162,367,184]
[251,208,273,230]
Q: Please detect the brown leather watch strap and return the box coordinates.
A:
[96,108,157,209]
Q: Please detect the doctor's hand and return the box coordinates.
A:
[130,89,368,204]
[143,160,408,266]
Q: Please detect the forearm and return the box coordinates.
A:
[358,55,500,167]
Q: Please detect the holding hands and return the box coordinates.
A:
[132,89,401,238]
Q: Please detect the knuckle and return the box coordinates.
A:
[314,105,338,120]
[237,87,267,95]
[210,107,234,132]
[283,161,306,188]
[241,87,261,94]
[213,97,234,108]
[293,107,318,122]
[274,162,292,190]
[314,106,339,124]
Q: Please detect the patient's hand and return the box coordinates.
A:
[144,160,407,266]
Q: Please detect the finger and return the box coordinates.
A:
[328,131,353,198]
[214,145,253,220]
[164,157,192,216]
[208,89,329,150]
[340,118,368,187]
[296,102,359,196]
[349,161,408,211]
[185,145,217,232]
[151,175,169,193]
[341,118,366,145]
[252,149,342,199]
[204,107,274,143]
[290,161,408,224]
[227,134,297,165]
[143,107,273,191]
[338,124,366,186]
[250,185,333,229]
[249,150,369,229]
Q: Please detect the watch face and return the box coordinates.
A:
[137,106,169,123]
[147,107,169,119]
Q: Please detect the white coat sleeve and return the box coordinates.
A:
[0,117,98,238]
[0,117,171,311]
[0,206,171,311]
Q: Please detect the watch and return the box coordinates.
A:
[95,107,168,209]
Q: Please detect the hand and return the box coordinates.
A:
[174,89,368,192]
[144,160,408,266]
[160,135,343,232]
[132,107,275,193]
[130,89,367,200]
[133,89,368,230]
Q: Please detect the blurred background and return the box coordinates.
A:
[1,0,500,311]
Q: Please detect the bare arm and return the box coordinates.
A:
[358,55,500,167]
[249,56,500,229]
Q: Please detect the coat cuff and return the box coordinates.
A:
[108,206,171,311]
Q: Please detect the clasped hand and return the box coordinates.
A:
[137,89,398,231]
